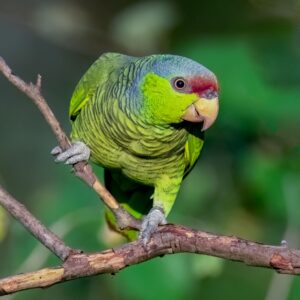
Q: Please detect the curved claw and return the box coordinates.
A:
[51,146,62,155]
[51,141,90,164]
[139,207,167,245]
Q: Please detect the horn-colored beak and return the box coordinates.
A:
[182,97,219,131]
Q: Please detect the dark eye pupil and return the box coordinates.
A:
[175,79,185,89]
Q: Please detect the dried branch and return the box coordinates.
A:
[1,224,300,296]
[0,56,139,231]
[0,186,73,261]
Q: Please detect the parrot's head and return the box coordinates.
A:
[139,54,219,131]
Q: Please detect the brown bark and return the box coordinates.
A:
[0,186,73,260]
[1,225,300,296]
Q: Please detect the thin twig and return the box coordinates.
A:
[0,186,72,261]
[0,56,139,230]
[1,224,300,296]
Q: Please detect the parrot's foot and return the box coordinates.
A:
[139,207,167,245]
[51,141,91,164]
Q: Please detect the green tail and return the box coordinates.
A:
[104,169,153,241]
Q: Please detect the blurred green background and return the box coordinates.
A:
[0,0,300,299]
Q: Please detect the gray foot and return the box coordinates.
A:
[51,141,90,164]
[139,207,167,245]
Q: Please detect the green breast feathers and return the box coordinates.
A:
[53,52,219,243]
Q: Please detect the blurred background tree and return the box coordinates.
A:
[0,0,300,299]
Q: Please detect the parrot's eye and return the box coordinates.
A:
[173,78,186,90]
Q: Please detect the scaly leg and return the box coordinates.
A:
[139,206,167,244]
[139,175,182,245]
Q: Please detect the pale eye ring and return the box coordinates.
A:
[173,78,186,90]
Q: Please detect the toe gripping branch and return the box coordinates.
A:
[51,140,141,231]
[139,207,167,244]
[51,141,141,231]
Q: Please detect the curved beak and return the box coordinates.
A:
[182,97,219,131]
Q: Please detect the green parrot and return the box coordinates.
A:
[52,53,219,243]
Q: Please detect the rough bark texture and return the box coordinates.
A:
[1,225,300,296]
[0,186,73,261]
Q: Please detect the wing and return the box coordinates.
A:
[69,52,133,121]
[183,126,204,177]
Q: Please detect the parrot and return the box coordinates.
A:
[51,53,219,243]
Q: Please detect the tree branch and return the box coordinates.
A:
[0,56,140,231]
[1,224,300,296]
[0,186,73,261]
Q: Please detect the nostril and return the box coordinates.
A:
[202,89,218,100]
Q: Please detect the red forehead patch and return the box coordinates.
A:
[188,76,219,96]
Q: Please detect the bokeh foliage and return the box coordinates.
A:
[0,0,300,299]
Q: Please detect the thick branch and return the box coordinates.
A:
[1,224,299,296]
[0,186,72,261]
[0,56,139,230]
